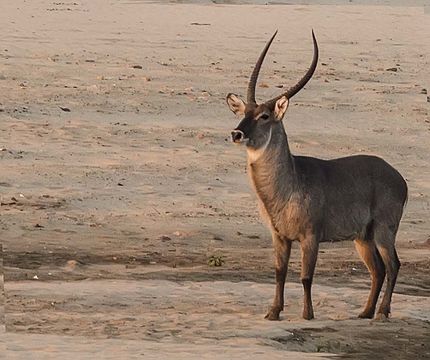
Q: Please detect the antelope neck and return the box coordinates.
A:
[247,123,297,222]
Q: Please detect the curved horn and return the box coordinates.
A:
[247,30,278,104]
[267,30,318,108]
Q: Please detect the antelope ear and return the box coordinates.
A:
[274,96,289,121]
[226,93,246,116]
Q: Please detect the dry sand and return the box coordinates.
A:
[1,0,429,358]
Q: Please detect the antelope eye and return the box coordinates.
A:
[259,114,269,120]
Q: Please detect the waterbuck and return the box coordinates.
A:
[226,31,408,321]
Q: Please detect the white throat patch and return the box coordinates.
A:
[246,127,272,164]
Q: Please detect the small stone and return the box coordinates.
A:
[247,234,260,239]
[64,259,82,272]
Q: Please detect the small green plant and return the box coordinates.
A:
[207,255,224,267]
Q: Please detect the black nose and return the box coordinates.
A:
[231,130,244,143]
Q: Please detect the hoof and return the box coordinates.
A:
[375,305,390,321]
[358,311,374,319]
[302,311,314,320]
[265,308,281,321]
[374,312,389,321]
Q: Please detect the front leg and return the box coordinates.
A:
[265,233,292,321]
[300,236,319,320]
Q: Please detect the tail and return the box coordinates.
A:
[402,180,408,214]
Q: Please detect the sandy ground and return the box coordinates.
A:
[1,0,429,358]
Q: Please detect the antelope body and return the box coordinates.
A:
[226,31,408,321]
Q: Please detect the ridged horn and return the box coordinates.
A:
[247,30,278,104]
[266,30,318,108]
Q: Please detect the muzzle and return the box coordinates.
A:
[231,130,245,143]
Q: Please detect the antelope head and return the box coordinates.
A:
[227,30,318,150]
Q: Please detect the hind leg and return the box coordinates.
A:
[300,237,319,320]
[373,226,401,319]
[354,239,386,318]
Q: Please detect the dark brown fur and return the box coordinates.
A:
[226,31,408,321]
